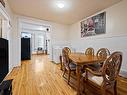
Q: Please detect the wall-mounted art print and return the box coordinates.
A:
[81,12,106,37]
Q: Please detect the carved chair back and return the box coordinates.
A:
[64,47,71,54]
[85,47,94,55]
[102,52,122,86]
[96,48,110,59]
[62,48,70,70]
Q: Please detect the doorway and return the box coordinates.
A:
[20,22,51,60]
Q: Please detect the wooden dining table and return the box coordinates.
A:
[69,53,106,95]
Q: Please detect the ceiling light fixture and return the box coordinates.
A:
[56,1,65,8]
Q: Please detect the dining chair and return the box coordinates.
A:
[62,48,76,84]
[96,48,110,59]
[82,51,122,95]
[87,48,110,71]
[82,47,94,72]
[64,47,71,54]
[85,47,94,55]
[60,47,71,70]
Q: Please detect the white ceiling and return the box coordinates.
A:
[8,0,121,25]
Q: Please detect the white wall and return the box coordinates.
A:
[69,0,127,72]
[0,0,17,71]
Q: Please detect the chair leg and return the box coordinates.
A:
[68,70,71,84]
[59,55,63,70]
[114,82,117,95]
[82,78,86,94]
[62,68,66,77]
[101,89,106,95]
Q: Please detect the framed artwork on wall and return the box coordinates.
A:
[81,12,106,37]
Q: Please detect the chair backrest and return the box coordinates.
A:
[85,47,94,55]
[102,52,122,85]
[38,47,43,50]
[62,48,70,69]
[64,47,71,54]
[96,48,110,59]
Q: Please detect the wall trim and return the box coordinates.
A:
[81,33,127,41]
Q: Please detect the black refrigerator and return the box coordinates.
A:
[21,38,31,60]
[0,38,9,83]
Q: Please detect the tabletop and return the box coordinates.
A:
[69,53,105,65]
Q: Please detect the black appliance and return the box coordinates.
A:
[0,38,9,83]
[21,38,31,60]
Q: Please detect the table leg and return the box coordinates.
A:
[76,65,81,95]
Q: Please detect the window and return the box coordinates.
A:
[35,33,45,50]
[38,35,44,48]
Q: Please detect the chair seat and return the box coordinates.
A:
[82,72,103,86]
[88,63,102,71]
[90,76,103,86]
[69,63,76,70]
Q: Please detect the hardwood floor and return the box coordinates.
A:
[6,55,127,95]
[6,55,76,95]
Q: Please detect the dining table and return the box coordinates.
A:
[69,53,106,95]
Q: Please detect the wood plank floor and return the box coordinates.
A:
[6,55,127,95]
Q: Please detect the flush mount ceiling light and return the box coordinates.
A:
[56,1,65,8]
[53,0,71,11]
[57,3,64,8]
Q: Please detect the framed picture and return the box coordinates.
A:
[81,12,106,37]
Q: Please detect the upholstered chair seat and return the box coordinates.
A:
[82,72,103,86]
[69,63,76,70]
